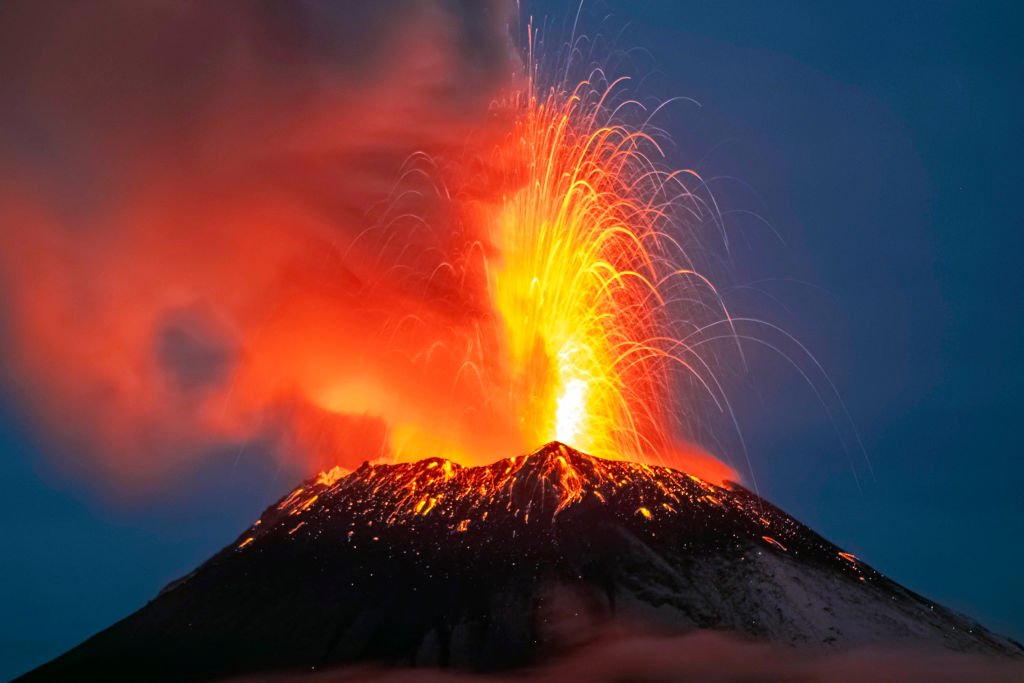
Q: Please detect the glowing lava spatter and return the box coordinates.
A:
[235,441,870,590]
[481,47,735,465]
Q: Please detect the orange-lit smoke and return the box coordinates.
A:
[0,2,738,492]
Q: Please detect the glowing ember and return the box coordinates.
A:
[233,441,872,596]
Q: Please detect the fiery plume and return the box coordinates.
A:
[0,2,738,492]
[483,50,736,466]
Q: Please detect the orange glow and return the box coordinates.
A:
[316,467,348,488]
[296,66,742,477]
[555,378,589,444]
[273,59,744,479]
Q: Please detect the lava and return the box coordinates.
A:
[21,440,1022,681]
[304,58,740,475]
[474,41,738,467]
[233,441,856,581]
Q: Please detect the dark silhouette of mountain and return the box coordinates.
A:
[19,442,1021,681]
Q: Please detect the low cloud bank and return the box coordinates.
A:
[233,629,1024,683]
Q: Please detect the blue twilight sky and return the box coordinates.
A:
[2,1,1023,679]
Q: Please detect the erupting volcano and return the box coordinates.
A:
[21,442,1019,681]
[6,4,1023,682]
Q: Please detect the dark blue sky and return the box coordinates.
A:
[3,2,1023,679]
[553,0,1023,645]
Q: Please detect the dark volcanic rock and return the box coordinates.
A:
[19,442,1021,681]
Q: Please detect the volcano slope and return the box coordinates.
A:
[20,442,1021,681]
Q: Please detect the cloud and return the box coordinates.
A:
[0,0,527,492]
[230,628,1024,683]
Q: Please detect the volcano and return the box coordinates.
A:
[20,442,1020,681]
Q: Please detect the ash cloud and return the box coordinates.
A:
[0,0,524,491]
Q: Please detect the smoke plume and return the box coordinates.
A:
[0,0,531,490]
[0,0,742,493]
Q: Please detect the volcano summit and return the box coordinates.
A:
[20,443,1020,681]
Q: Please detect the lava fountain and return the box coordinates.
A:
[483,59,735,466]
[313,58,739,479]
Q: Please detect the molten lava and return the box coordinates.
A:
[233,441,874,589]
[452,64,737,468]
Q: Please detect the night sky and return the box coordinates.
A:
[2,2,1023,679]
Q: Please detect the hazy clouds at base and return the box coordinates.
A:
[232,629,1024,683]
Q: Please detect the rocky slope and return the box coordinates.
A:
[19,442,1021,681]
